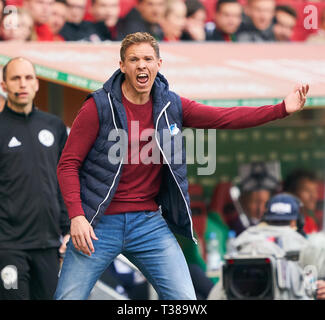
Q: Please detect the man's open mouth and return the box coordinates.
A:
[136,73,149,84]
[17,92,28,97]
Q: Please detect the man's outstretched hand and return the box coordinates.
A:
[284,84,309,114]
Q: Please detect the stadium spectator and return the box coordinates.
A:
[116,0,166,41]
[19,8,34,40]
[161,0,187,41]
[240,189,272,225]
[91,0,119,23]
[59,0,99,41]
[0,0,6,21]
[273,4,297,42]
[307,7,325,43]
[237,0,276,42]
[91,0,120,41]
[283,169,319,234]
[0,12,21,40]
[222,162,280,235]
[0,57,70,299]
[224,186,274,236]
[206,0,242,42]
[0,8,33,41]
[48,0,68,41]
[181,0,207,41]
[24,0,55,41]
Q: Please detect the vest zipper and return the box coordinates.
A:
[155,102,197,244]
[90,160,123,226]
[90,93,123,226]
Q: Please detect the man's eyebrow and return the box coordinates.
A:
[9,75,21,79]
[10,73,35,78]
[127,53,155,57]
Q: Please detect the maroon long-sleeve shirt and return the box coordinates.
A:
[57,95,288,220]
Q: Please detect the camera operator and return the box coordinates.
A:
[208,193,310,300]
[224,161,281,236]
[234,192,308,254]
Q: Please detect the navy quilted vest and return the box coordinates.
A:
[79,69,196,243]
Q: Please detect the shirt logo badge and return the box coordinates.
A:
[8,137,22,148]
[169,123,180,136]
[38,129,55,147]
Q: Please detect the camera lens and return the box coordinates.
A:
[230,263,272,299]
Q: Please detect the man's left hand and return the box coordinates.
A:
[284,84,309,114]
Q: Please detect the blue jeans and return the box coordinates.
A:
[54,210,196,300]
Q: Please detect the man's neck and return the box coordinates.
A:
[7,101,33,115]
[121,81,150,105]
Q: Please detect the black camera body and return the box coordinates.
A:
[222,251,312,300]
[223,254,277,300]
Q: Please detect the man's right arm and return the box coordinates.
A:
[57,97,99,220]
[57,97,100,256]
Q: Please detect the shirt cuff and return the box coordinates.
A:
[276,100,289,118]
[67,202,86,220]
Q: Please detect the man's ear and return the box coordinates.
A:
[157,58,162,71]
[119,60,125,73]
[1,81,7,93]
[35,78,39,93]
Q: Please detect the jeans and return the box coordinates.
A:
[54,210,196,300]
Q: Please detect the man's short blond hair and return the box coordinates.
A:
[120,32,160,61]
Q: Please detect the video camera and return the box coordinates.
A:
[223,254,276,300]
[222,251,314,300]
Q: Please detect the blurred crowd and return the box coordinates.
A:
[0,0,325,43]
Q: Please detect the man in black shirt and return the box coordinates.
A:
[59,0,99,41]
[91,0,120,41]
[0,57,70,300]
[237,0,276,42]
[206,0,242,42]
[116,0,166,41]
